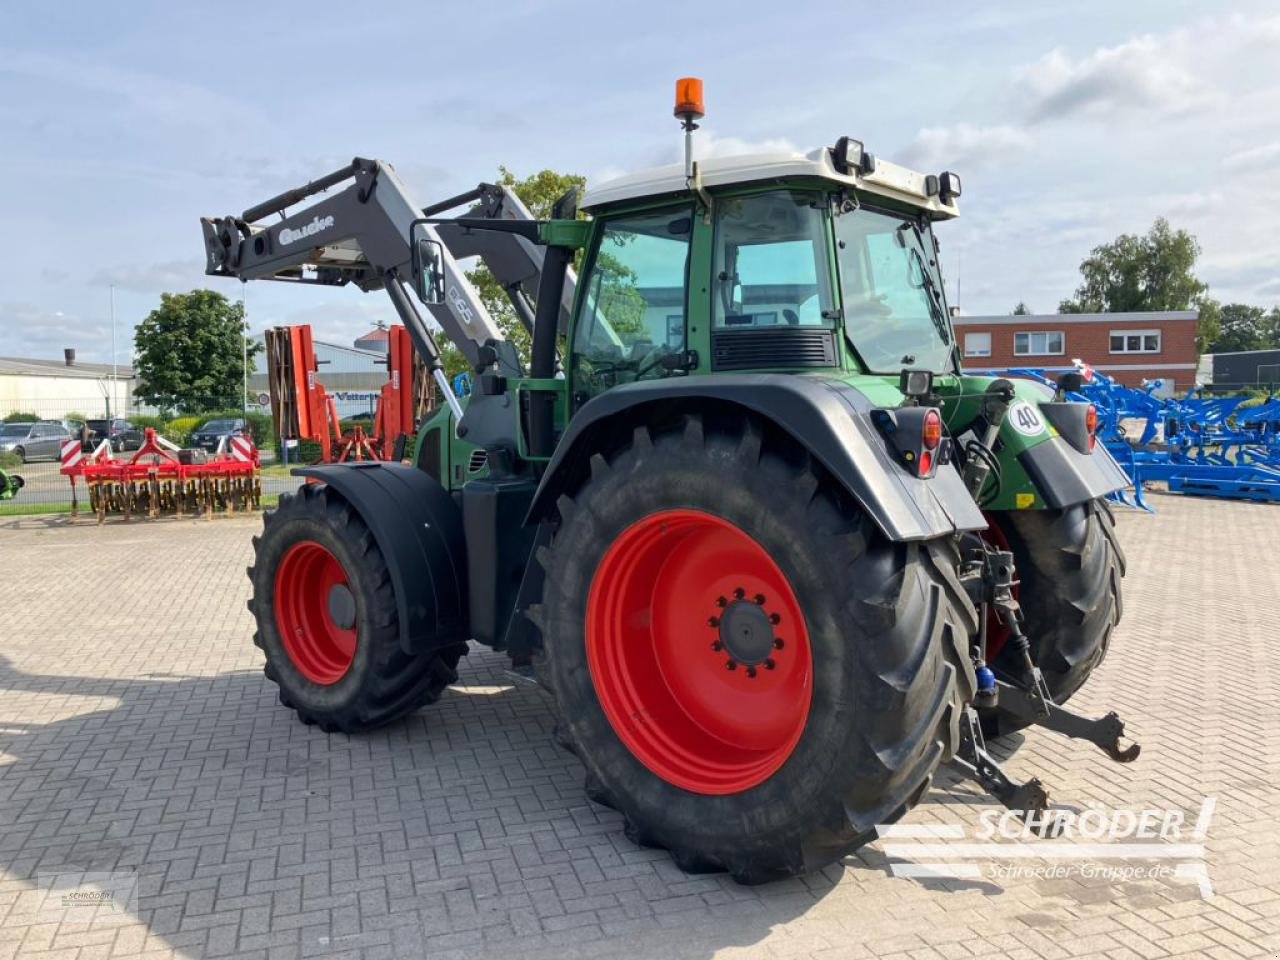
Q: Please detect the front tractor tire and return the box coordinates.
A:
[983,499,1125,734]
[248,484,466,733]
[534,415,978,883]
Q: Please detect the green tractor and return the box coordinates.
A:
[202,80,1134,883]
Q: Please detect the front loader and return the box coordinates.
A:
[202,79,1136,883]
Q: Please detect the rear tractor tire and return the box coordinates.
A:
[248,483,466,733]
[982,498,1125,735]
[534,415,978,883]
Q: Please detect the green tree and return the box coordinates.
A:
[1011,301,1031,315]
[462,166,587,365]
[1058,218,1218,350]
[1209,303,1270,353]
[134,290,261,411]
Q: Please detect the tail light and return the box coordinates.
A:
[922,410,942,450]
[1085,404,1098,451]
[919,409,942,476]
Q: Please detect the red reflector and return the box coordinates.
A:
[918,450,934,476]
[1086,404,1098,451]
[922,409,942,450]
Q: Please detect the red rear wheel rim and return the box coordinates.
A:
[275,540,357,685]
[586,509,812,795]
[981,514,1018,660]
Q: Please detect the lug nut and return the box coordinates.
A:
[769,613,781,625]
[773,638,785,650]
[711,640,723,651]
[716,596,728,608]
[733,587,746,599]
[746,666,757,678]
[754,593,766,605]
[708,616,720,627]
[764,659,776,670]
[726,660,737,671]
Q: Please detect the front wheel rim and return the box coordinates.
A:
[275,540,358,684]
[586,509,812,795]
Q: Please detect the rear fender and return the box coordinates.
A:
[526,375,987,542]
[296,462,469,654]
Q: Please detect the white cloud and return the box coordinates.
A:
[90,260,208,294]
[897,124,1031,172]
[1019,38,1204,122]
[1222,142,1280,173]
[0,302,118,364]
[1017,15,1280,123]
[696,132,800,159]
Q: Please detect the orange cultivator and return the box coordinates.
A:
[61,429,261,522]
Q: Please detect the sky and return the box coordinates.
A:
[2,0,1278,365]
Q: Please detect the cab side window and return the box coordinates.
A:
[713,192,835,328]
[570,208,692,405]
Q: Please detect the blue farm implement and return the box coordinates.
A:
[995,365,1280,508]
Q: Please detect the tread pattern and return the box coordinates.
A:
[248,484,465,734]
[535,413,978,883]
[990,498,1124,706]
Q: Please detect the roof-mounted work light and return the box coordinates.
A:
[833,136,876,175]
[939,171,962,203]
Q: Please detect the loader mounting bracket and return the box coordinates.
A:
[994,680,1141,763]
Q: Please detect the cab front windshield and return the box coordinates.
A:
[835,206,954,374]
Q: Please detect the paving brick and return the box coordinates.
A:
[1,496,1277,958]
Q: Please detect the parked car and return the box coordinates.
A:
[190,418,247,452]
[82,418,144,453]
[0,421,72,462]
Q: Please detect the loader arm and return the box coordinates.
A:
[201,157,506,375]
[427,182,578,338]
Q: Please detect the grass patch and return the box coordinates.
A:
[0,502,74,517]
[1,495,279,517]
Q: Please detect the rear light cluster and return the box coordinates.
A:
[870,406,949,479]
[920,409,942,476]
[1085,404,1098,451]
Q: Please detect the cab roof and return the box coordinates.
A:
[579,146,960,219]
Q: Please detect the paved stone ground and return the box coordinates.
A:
[1,495,1277,960]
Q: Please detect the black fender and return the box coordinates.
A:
[296,462,468,654]
[526,374,987,542]
[1018,437,1131,509]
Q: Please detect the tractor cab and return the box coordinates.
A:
[567,143,964,409]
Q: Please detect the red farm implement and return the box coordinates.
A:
[61,430,261,522]
[265,323,431,464]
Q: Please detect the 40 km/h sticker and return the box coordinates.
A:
[1007,401,1047,437]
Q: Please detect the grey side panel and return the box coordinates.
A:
[526,374,987,542]
[296,463,469,653]
[1018,438,1130,509]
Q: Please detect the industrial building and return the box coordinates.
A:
[0,351,134,420]
[955,310,1200,393]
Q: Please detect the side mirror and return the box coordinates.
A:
[409,225,445,305]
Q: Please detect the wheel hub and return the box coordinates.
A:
[714,593,781,671]
[327,583,356,631]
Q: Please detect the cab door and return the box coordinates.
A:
[568,205,694,411]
